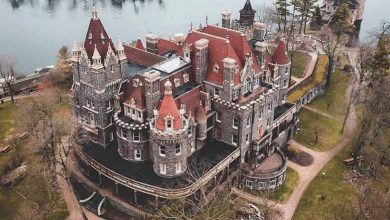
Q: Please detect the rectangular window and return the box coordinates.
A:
[246,180,253,188]
[283,79,288,88]
[134,149,141,160]
[258,109,263,120]
[214,88,220,97]
[216,112,221,122]
[122,128,128,139]
[159,145,166,157]
[133,131,140,142]
[183,74,189,83]
[232,135,238,146]
[246,117,251,127]
[268,102,272,112]
[232,89,239,100]
[259,182,265,189]
[167,119,172,129]
[246,134,250,144]
[90,100,95,109]
[188,128,192,136]
[110,65,114,73]
[86,99,90,107]
[175,162,182,174]
[191,142,195,152]
[132,109,136,115]
[174,78,181,87]
[175,144,181,155]
[233,117,239,129]
[109,132,114,141]
[160,163,166,174]
[106,100,111,110]
[270,180,276,186]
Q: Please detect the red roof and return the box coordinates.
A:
[156,86,183,131]
[272,41,290,65]
[135,39,145,50]
[175,86,202,117]
[122,77,146,110]
[124,45,165,67]
[157,39,180,54]
[202,25,261,73]
[83,16,115,60]
[178,31,241,86]
[195,103,207,122]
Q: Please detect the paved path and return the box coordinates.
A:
[301,105,338,120]
[288,50,318,93]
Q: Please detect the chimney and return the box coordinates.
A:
[194,39,209,84]
[221,12,232,29]
[145,33,159,54]
[253,22,266,42]
[255,41,267,68]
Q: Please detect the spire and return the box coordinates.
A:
[242,0,254,12]
[92,6,98,20]
[116,38,124,51]
[92,44,101,60]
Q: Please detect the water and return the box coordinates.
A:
[0,0,388,75]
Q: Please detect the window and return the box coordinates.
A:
[109,132,114,141]
[127,107,131,114]
[89,114,95,126]
[285,68,289,75]
[134,149,141,160]
[246,134,250,144]
[246,117,251,127]
[183,74,189,83]
[122,128,128,139]
[133,131,140,142]
[246,180,253,188]
[160,163,166,174]
[174,78,181,87]
[188,128,192,136]
[110,64,114,73]
[254,77,260,87]
[267,118,271,126]
[216,112,221,122]
[86,99,90,107]
[159,145,166,157]
[175,162,182,174]
[242,78,251,95]
[232,88,239,100]
[270,180,276,187]
[106,100,112,110]
[214,88,220,97]
[132,109,136,115]
[190,142,195,152]
[283,79,288,88]
[259,182,266,189]
[175,144,181,155]
[213,63,219,73]
[90,100,95,109]
[258,109,263,120]
[233,117,239,129]
[268,102,272,112]
[166,119,172,129]
[232,135,238,146]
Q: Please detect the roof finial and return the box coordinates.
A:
[206,16,208,25]
[92,4,98,20]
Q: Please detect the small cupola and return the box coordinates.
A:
[92,44,103,69]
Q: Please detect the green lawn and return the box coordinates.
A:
[270,167,299,203]
[288,55,329,103]
[0,102,17,145]
[290,52,311,78]
[292,145,357,220]
[294,109,342,151]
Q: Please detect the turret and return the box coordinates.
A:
[91,45,103,69]
[72,41,81,62]
[116,39,126,61]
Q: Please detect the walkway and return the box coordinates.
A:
[301,105,337,120]
[289,50,318,93]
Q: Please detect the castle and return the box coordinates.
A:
[71,1,298,215]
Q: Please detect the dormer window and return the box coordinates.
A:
[165,114,174,130]
[167,119,172,128]
[110,65,114,73]
[133,78,139,87]
[213,63,219,73]
[214,88,220,97]
[183,73,189,83]
[174,78,181,87]
[88,32,92,40]
[100,32,105,40]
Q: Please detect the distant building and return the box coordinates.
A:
[71,1,298,215]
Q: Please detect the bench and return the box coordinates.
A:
[343,156,364,165]
[0,145,12,153]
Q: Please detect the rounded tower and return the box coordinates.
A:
[150,81,191,177]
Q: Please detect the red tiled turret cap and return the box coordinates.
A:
[155,81,183,131]
[272,40,290,65]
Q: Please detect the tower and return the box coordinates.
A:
[253,22,267,42]
[239,0,256,27]
[144,70,161,118]
[71,9,127,147]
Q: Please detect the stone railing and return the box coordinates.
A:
[273,102,297,129]
[73,140,240,199]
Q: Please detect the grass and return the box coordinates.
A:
[288,55,329,103]
[270,167,299,203]
[0,99,69,219]
[292,144,357,220]
[294,109,342,151]
[307,61,351,120]
[290,52,311,78]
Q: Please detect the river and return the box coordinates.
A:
[0,0,388,75]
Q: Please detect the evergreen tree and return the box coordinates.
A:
[369,35,390,76]
[329,2,352,36]
[310,5,323,30]
[275,0,291,32]
[296,0,316,34]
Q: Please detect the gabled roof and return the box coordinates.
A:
[124,45,165,67]
[272,41,290,65]
[157,39,180,55]
[156,81,183,131]
[122,77,146,110]
[178,31,242,86]
[175,85,202,117]
[135,39,145,50]
[240,0,256,14]
[202,25,261,73]
[83,10,115,60]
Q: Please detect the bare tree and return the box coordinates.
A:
[0,56,16,103]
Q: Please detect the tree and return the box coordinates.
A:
[275,0,291,32]
[367,21,390,76]
[310,5,323,30]
[0,56,16,103]
[296,0,316,34]
[289,0,300,34]
[256,4,278,34]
